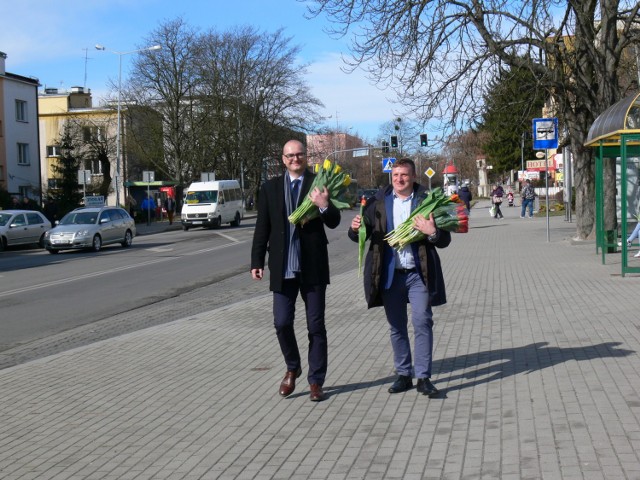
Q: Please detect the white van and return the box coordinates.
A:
[181,180,244,230]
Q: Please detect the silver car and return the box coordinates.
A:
[44,206,136,253]
[0,210,52,251]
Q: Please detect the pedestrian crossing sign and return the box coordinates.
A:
[382,158,396,173]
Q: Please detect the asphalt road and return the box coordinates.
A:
[0,210,359,369]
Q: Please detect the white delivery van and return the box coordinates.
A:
[181,180,244,230]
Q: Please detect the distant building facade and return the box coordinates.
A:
[0,51,41,203]
[38,86,120,205]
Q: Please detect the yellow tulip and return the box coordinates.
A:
[333,164,342,174]
[343,175,351,187]
[323,159,332,170]
[314,163,320,173]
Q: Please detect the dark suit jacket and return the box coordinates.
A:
[251,171,341,292]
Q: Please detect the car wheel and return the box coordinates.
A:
[92,234,102,252]
[47,248,59,254]
[182,225,190,231]
[217,216,222,228]
[0,237,5,252]
[121,230,133,248]
[38,233,46,248]
[231,212,241,227]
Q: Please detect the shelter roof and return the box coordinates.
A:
[585,92,640,147]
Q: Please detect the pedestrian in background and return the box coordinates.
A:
[141,194,156,222]
[127,195,137,218]
[520,179,536,218]
[458,182,472,213]
[348,158,451,398]
[491,184,504,219]
[251,139,341,402]
[164,196,176,225]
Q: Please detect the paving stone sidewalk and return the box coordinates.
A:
[1,201,639,479]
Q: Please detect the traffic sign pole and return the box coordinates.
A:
[425,167,435,191]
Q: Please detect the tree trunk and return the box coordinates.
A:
[571,133,595,240]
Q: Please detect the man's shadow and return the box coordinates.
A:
[322,342,633,398]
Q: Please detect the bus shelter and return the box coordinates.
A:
[585,92,640,276]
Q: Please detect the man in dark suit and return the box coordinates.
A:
[251,139,341,402]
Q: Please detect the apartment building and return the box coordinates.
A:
[0,51,41,203]
[38,86,120,205]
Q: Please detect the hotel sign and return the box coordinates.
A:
[526,158,556,172]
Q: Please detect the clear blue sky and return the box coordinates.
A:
[1,0,404,143]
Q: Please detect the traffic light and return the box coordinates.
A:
[390,135,398,149]
[420,133,428,147]
[382,140,389,153]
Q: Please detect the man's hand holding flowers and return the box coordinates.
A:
[412,213,437,237]
[308,186,330,210]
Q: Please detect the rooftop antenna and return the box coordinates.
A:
[82,48,91,88]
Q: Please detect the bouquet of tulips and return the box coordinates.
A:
[385,188,468,249]
[288,159,353,225]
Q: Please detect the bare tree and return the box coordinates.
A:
[130,17,203,185]
[127,19,324,201]
[304,0,640,239]
[196,26,324,192]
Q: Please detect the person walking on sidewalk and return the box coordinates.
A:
[520,179,536,218]
[348,158,451,398]
[491,184,504,219]
[251,139,341,402]
[164,196,176,225]
[458,182,472,213]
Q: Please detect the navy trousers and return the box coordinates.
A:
[273,278,328,386]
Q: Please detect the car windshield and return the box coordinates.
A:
[59,211,99,225]
[185,190,218,204]
[0,213,11,226]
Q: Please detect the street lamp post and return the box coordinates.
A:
[95,44,161,207]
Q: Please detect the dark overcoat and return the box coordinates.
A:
[251,171,341,292]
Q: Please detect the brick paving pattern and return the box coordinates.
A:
[1,201,639,479]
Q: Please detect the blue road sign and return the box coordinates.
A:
[382,157,396,173]
[532,118,558,149]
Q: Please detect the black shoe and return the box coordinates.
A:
[416,378,439,397]
[388,375,413,393]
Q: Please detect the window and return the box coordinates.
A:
[26,213,45,225]
[83,126,104,142]
[17,143,30,165]
[15,100,27,122]
[46,145,61,157]
[12,214,26,227]
[88,158,103,175]
[108,209,124,221]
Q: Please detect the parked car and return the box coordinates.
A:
[44,206,136,254]
[361,189,378,201]
[0,210,52,251]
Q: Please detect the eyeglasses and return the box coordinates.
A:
[284,153,306,160]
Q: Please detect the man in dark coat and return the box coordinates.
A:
[251,139,341,402]
[348,158,450,397]
[458,182,472,212]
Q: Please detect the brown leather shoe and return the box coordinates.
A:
[279,367,302,397]
[309,383,325,402]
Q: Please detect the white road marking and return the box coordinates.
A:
[0,240,246,298]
